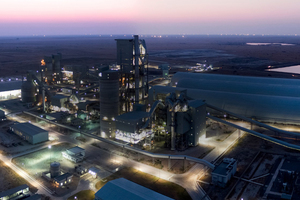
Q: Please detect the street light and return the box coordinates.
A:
[48,145,52,163]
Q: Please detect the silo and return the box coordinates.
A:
[99,71,119,138]
[50,161,61,178]
[21,73,36,103]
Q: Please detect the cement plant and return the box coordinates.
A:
[1,35,300,200]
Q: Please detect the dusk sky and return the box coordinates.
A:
[1,0,300,36]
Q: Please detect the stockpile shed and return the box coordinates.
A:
[10,122,48,144]
[94,178,174,200]
[0,184,29,200]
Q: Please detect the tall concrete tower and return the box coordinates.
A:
[116,35,148,113]
[99,71,119,138]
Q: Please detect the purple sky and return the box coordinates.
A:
[0,0,300,36]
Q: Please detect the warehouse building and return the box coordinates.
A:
[10,123,48,144]
[150,72,300,125]
[0,184,29,200]
[0,80,22,101]
[94,178,174,200]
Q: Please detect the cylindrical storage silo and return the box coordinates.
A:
[50,161,61,178]
[100,71,119,138]
[21,81,36,103]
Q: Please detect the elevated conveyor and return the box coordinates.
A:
[207,115,300,151]
[23,111,215,169]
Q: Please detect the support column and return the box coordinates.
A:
[168,156,171,170]
[134,35,140,104]
[183,156,186,172]
[171,111,176,151]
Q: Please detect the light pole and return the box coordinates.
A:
[48,145,52,163]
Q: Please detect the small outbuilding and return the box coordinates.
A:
[62,146,85,163]
[94,178,174,200]
[54,173,73,187]
[211,158,237,187]
[10,122,48,144]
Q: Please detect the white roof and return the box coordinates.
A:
[95,178,174,200]
[67,146,85,154]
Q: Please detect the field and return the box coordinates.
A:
[0,35,300,77]
[0,160,37,193]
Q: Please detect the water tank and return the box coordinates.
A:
[100,71,119,138]
[50,161,61,178]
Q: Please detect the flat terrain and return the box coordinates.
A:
[0,159,37,193]
[0,35,300,77]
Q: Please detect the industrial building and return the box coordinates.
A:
[211,158,237,187]
[42,161,73,187]
[0,109,6,121]
[54,173,73,187]
[0,184,29,200]
[10,123,48,144]
[115,110,150,143]
[94,178,174,200]
[169,72,300,124]
[62,146,85,163]
[0,79,22,101]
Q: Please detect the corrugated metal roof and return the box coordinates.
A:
[150,85,300,124]
[11,123,47,136]
[0,81,22,92]
[177,78,300,98]
[67,146,85,154]
[172,72,300,86]
[54,173,72,182]
[0,184,28,198]
[188,100,205,108]
[95,178,174,200]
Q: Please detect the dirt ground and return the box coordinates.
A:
[0,35,299,77]
[12,142,81,196]
[0,160,37,193]
[200,132,300,200]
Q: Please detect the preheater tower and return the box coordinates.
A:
[116,35,148,113]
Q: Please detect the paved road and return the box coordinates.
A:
[2,112,251,200]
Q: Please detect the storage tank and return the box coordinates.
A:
[21,80,36,103]
[50,161,61,178]
[99,71,119,138]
